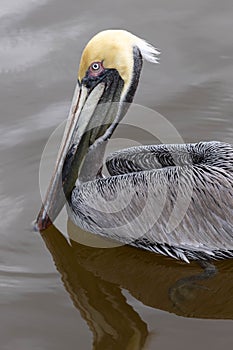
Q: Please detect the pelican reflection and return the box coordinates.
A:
[40,224,233,349]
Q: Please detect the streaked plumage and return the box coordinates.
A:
[37,30,233,263]
[70,141,233,262]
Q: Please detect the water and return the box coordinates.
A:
[1,0,233,349]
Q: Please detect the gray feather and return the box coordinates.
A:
[68,141,233,262]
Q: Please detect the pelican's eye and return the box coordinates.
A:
[89,61,104,76]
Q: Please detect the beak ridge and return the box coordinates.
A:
[36,82,106,231]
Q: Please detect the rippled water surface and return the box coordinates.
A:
[1,0,233,349]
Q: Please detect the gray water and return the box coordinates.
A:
[1,0,233,349]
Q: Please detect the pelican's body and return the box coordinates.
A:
[37,30,233,262]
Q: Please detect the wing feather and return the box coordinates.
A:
[69,141,233,261]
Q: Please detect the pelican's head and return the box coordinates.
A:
[78,30,159,97]
[36,29,160,230]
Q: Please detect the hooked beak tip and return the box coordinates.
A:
[35,208,53,232]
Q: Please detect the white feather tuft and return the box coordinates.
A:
[136,38,160,64]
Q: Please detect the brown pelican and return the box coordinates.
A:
[36,29,233,263]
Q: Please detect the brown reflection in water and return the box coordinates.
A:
[41,223,233,349]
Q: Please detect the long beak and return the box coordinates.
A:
[36,81,107,231]
[36,74,124,231]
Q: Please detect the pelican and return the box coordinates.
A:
[36,29,233,263]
